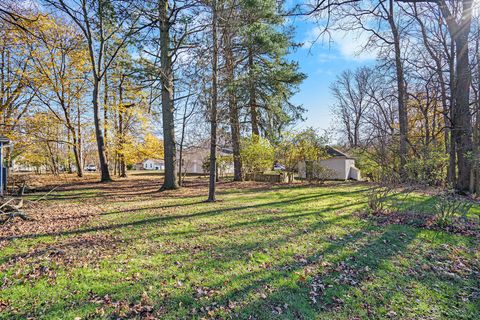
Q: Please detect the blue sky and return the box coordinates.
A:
[287,17,376,132]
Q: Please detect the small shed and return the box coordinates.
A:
[298,146,361,181]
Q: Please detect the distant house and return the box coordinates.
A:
[138,159,164,171]
[298,146,361,181]
[178,143,234,175]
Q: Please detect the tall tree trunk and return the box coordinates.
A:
[224,28,242,181]
[159,0,179,190]
[63,101,83,177]
[448,41,456,185]
[77,103,83,177]
[475,37,480,194]
[248,46,259,136]
[93,76,111,181]
[103,59,109,163]
[71,142,82,177]
[178,101,188,187]
[451,1,473,192]
[119,77,127,178]
[208,0,218,202]
[388,0,408,178]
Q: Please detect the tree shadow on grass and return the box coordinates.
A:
[10,200,366,319]
[210,225,420,319]
[0,184,376,319]
[227,225,479,319]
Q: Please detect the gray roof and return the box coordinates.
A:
[325,146,353,159]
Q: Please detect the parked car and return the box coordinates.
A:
[85,164,97,172]
[273,164,285,171]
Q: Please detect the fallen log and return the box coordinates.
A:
[0,198,32,223]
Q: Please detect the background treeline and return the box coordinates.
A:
[0,0,479,197]
[329,0,479,194]
[0,0,306,196]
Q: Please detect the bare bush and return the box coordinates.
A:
[366,172,415,214]
[308,163,337,184]
[434,191,474,227]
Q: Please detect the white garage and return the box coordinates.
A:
[298,146,361,181]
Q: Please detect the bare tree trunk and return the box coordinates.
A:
[224,27,242,181]
[76,103,83,177]
[178,101,188,187]
[475,38,480,194]
[103,57,109,164]
[451,2,473,192]
[474,108,479,194]
[159,0,179,190]
[67,127,73,173]
[448,41,456,185]
[119,109,126,178]
[93,76,111,181]
[63,102,83,177]
[118,77,127,178]
[248,46,259,137]
[46,142,58,175]
[208,0,218,202]
[388,0,408,178]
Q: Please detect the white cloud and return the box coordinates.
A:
[304,26,379,62]
[329,29,378,61]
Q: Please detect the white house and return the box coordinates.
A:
[141,159,164,171]
[298,146,361,181]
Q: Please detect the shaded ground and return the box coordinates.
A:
[0,172,479,319]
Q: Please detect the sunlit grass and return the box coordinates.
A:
[0,178,478,319]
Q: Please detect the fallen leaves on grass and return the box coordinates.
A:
[87,291,160,319]
[0,202,102,245]
[357,211,480,238]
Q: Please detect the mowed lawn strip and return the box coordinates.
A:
[0,175,479,319]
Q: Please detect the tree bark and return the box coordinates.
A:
[208,0,218,202]
[451,1,473,192]
[388,0,408,177]
[93,76,111,181]
[77,103,83,177]
[447,40,456,185]
[159,0,179,190]
[248,46,259,137]
[224,26,242,181]
[103,58,109,163]
[118,76,127,178]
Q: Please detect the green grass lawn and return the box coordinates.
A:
[0,175,479,319]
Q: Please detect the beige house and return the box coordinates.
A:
[298,146,361,181]
[178,144,234,175]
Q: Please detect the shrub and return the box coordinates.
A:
[202,155,234,177]
[366,186,395,214]
[240,136,275,175]
[276,128,328,183]
[405,146,448,186]
[308,162,336,184]
[365,172,413,214]
[433,191,473,227]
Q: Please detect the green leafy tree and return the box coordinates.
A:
[240,135,275,177]
[276,128,328,182]
[239,0,306,140]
